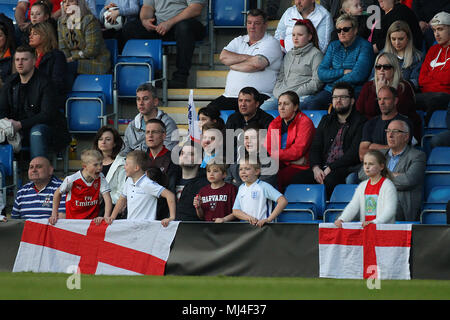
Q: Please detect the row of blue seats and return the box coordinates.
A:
[277,180,449,225]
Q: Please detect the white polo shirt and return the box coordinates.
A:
[122,174,164,221]
[223,33,283,98]
[232,179,283,220]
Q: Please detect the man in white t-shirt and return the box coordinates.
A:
[208,9,283,112]
[274,0,334,53]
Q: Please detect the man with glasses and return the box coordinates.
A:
[358,85,413,161]
[358,119,426,221]
[274,0,333,53]
[121,82,179,156]
[208,9,283,112]
[301,14,374,110]
[290,82,366,198]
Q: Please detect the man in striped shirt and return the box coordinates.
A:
[11,157,65,219]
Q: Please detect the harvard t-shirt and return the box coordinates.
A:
[198,182,238,221]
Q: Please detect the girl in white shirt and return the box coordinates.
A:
[335,150,397,227]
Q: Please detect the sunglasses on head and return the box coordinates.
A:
[375,64,393,70]
[336,26,352,33]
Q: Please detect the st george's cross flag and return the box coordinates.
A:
[13,219,179,275]
[319,223,412,280]
[188,89,201,143]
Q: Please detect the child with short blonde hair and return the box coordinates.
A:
[49,149,112,225]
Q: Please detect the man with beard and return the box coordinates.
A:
[290,82,366,198]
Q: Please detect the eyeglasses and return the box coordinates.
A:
[375,64,393,70]
[332,95,351,100]
[336,26,352,33]
[385,129,407,134]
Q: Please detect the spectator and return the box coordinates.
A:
[412,0,450,50]
[322,0,378,22]
[0,21,15,83]
[357,52,422,141]
[145,118,176,177]
[225,87,274,131]
[0,45,70,159]
[209,9,283,111]
[15,0,61,35]
[372,0,422,53]
[29,22,69,108]
[335,149,397,226]
[197,105,225,133]
[106,150,176,226]
[21,1,58,46]
[381,20,423,91]
[92,126,126,208]
[121,83,179,155]
[200,122,224,168]
[265,91,316,192]
[173,141,209,221]
[417,12,450,125]
[358,119,426,221]
[49,149,112,225]
[194,162,238,223]
[302,14,374,110]
[121,0,207,88]
[291,82,367,198]
[274,0,334,53]
[261,19,324,111]
[11,156,66,220]
[358,85,413,160]
[232,155,288,227]
[58,0,111,76]
[330,0,372,41]
[99,0,139,46]
[226,123,277,188]
[431,103,450,148]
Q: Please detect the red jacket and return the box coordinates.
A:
[265,111,315,170]
[419,44,450,94]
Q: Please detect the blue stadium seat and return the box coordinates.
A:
[323,184,358,222]
[114,39,164,98]
[304,110,328,128]
[220,110,234,123]
[0,144,18,207]
[427,147,450,170]
[0,3,16,21]
[66,74,114,133]
[421,110,448,155]
[279,184,326,222]
[420,212,447,224]
[104,38,118,68]
[421,186,450,225]
[266,110,279,119]
[212,0,249,26]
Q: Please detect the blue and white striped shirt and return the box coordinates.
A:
[11,176,66,220]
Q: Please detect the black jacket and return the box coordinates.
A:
[309,108,367,170]
[0,69,70,149]
[225,108,274,131]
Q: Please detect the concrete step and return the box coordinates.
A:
[168,88,224,100]
[161,106,204,125]
[196,70,228,88]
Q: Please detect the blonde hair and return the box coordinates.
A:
[384,20,422,69]
[336,13,358,30]
[81,149,103,164]
[374,52,403,94]
[205,162,227,174]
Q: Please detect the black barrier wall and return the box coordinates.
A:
[1,220,449,280]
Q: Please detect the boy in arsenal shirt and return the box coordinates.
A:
[49,150,112,225]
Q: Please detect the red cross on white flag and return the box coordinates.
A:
[319,223,412,280]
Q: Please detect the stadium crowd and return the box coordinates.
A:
[1,0,449,226]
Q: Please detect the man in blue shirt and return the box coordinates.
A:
[12,156,65,220]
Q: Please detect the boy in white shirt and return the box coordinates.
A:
[232,155,288,227]
[105,150,176,227]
